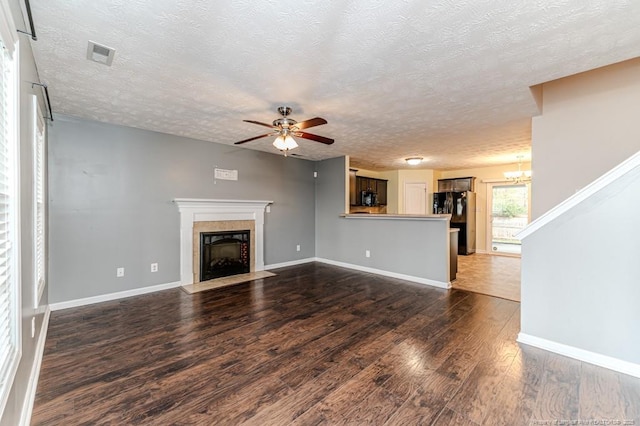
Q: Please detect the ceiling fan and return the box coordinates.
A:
[234,106,334,156]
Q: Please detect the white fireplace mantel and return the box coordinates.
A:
[173,198,272,285]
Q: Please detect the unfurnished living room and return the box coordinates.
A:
[1,1,640,425]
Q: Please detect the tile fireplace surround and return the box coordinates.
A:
[173,199,272,285]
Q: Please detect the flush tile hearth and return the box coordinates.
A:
[181,270,276,294]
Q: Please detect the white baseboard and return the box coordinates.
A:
[49,281,182,311]
[19,307,51,426]
[315,258,450,289]
[50,259,449,310]
[517,332,640,378]
[264,257,315,270]
[475,249,521,257]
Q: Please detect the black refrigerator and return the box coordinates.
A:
[433,191,476,255]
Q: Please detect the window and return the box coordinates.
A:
[0,0,20,415]
[32,95,45,306]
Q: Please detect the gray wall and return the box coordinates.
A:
[531,58,640,218]
[522,57,640,369]
[0,0,50,424]
[315,157,449,284]
[48,115,316,303]
[521,165,640,364]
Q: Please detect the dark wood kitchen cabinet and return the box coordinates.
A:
[376,180,387,205]
[349,169,357,205]
[352,176,388,206]
[356,177,374,194]
[437,177,476,192]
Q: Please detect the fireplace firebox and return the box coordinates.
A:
[199,230,250,281]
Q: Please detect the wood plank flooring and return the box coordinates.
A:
[32,262,639,425]
[454,254,521,302]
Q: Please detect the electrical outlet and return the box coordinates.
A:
[31,317,36,338]
[151,262,158,272]
[296,244,301,252]
[365,250,371,258]
[116,267,125,277]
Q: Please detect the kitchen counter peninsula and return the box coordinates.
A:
[326,212,453,288]
[340,213,451,220]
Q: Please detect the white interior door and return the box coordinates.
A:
[404,182,427,214]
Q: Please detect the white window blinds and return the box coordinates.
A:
[34,96,45,305]
[0,26,19,415]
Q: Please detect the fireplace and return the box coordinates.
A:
[200,230,250,281]
[174,199,272,286]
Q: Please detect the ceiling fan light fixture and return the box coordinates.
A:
[235,107,333,148]
[405,157,423,166]
[273,135,298,151]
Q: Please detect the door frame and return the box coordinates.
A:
[485,181,531,257]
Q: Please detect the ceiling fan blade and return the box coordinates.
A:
[234,133,273,145]
[297,132,334,145]
[293,117,327,130]
[243,120,275,129]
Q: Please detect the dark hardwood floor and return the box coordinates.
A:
[32,263,640,425]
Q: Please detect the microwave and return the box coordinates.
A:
[361,191,377,206]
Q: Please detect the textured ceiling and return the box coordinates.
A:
[27,0,640,170]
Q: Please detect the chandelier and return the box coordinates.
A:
[504,156,531,183]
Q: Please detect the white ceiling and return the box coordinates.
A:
[27,0,640,170]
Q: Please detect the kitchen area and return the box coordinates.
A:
[346,167,477,283]
[348,169,389,214]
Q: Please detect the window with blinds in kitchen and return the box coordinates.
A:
[0,3,20,415]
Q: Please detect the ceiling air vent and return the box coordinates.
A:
[86,41,115,66]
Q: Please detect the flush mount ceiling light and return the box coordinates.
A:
[504,155,532,183]
[86,40,116,66]
[405,157,423,165]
